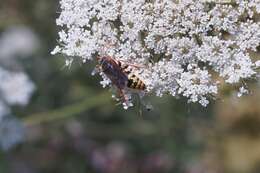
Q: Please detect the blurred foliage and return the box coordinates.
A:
[0,0,259,173]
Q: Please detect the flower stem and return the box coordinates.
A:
[22,92,111,126]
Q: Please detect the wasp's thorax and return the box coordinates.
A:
[99,56,128,89]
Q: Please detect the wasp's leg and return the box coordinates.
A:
[137,94,143,118]
[118,89,133,109]
[118,89,127,103]
[137,92,153,111]
[118,60,146,69]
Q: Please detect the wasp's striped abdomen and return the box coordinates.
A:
[116,61,146,90]
[127,74,146,90]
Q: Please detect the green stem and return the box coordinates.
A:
[22,92,111,126]
[22,92,161,138]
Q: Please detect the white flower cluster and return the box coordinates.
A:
[0,26,39,59]
[53,0,260,106]
[0,68,35,107]
[0,26,37,150]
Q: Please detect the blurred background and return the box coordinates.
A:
[0,0,260,173]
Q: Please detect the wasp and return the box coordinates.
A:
[93,55,146,108]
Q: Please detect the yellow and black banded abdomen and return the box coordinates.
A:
[127,74,146,90]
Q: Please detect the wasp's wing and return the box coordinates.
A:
[102,59,129,89]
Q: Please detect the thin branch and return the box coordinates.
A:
[22,92,111,126]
